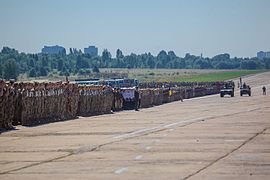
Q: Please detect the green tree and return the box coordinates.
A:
[264,58,270,69]
[147,55,156,69]
[28,58,35,67]
[29,68,37,77]
[41,56,48,67]
[0,64,3,78]
[69,48,73,55]
[101,49,111,67]
[157,50,168,67]
[39,67,48,76]
[3,59,18,80]
[57,59,64,71]
[116,49,124,59]
[92,66,100,73]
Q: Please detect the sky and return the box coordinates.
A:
[0,0,270,58]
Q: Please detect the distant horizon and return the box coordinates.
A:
[1,0,270,58]
[0,45,265,59]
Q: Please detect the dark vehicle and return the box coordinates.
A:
[240,84,251,96]
[220,82,235,97]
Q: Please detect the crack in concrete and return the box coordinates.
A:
[1,106,269,175]
[183,127,269,180]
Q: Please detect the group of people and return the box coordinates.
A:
[139,81,225,89]
[112,88,124,111]
[2,78,265,130]
[0,80,118,129]
[78,85,114,115]
[0,80,82,129]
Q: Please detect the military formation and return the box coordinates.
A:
[0,79,224,131]
[0,80,116,129]
[78,85,113,115]
[112,88,124,111]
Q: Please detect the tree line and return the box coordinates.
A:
[0,46,269,80]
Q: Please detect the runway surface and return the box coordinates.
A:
[1,71,270,180]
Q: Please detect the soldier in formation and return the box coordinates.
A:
[1,79,224,130]
[78,85,114,115]
[0,80,16,130]
[112,88,124,111]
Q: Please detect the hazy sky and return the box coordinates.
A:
[0,0,270,57]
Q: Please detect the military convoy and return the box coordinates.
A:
[220,81,235,97]
[220,81,251,97]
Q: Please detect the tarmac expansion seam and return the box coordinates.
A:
[0,140,116,175]
[112,106,268,140]
[0,153,72,175]
[1,106,268,175]
[182,127,269,180]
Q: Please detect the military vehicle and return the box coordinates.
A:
[240,83,251,96]
[220,82,235,97]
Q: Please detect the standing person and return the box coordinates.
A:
[134,87,140,111]
[262,86,266,95]
[240,77,242,87]
[138,90,142,109]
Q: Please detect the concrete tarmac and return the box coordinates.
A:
[1,71,270,180]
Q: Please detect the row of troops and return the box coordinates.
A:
[0,80,115,129]
[0,80,224,130]
[139,83,223,107]
[78,86,114,115]
[139,81,225,89]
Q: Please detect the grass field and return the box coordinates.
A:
[169,70,264,82]
[19,69,265,83]
[126,69,265,82]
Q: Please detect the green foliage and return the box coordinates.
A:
[0,64,3,78]
[0,46,269,80]
[92,66,100,73]
[3,59,18,80]
[101,49,111,68]
[39,67,48,76]
[29,68,37,77]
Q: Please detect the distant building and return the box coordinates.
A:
[266,52,270,58]
[257,51,270,60]
[42,45,66,55]
[84,46,98,56]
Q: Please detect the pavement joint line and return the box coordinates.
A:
[0,140,116,175]
[0,153,72,175]
[0,106,267,175]
[112,106,266,141]
[1,103,269,175]
[183,127,270,180]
